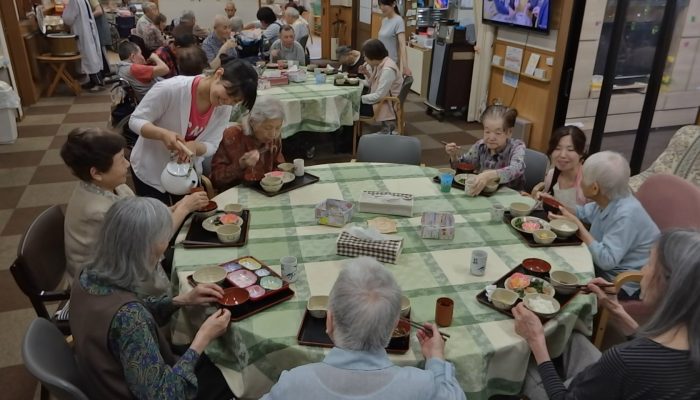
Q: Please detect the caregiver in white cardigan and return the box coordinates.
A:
[129,59,258,204]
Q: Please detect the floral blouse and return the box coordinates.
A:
[80,271,200,399]
[210,124,285,191]
[453,138,526,190]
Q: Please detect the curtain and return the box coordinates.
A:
[467,0,495,122]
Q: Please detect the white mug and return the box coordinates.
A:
[470,250,488,276]
[280,256,298,283]
[293,158,305,177]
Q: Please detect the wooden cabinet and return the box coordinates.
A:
[406,44,431,96]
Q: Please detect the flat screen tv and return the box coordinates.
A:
[482,0,550,34]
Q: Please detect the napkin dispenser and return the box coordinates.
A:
[336,228,403,264]
[358,191,414,217]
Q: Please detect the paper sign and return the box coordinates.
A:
[524,53,540,76]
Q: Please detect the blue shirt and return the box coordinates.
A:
[576,195,659,282]
[261,347,466,400]
[202,32,238,63]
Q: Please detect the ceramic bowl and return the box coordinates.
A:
[218,287,250,307]
[391,318,411,338]
[522,258,552,276]
[542,196,564,214]
[224,203,244,215]
[532,229,556,244]
[550,219,578,238]
[550,270,580,295]
[490,288,519,310]
[400,295,411,317]
[216,224,242,243]
[195,200,218,218]
[277,163,295,173]
[483,181,499,193]
[509,202,532,217]
[347,77,359,85]
[335,77,346,85]
[192,266,227,285]
[511,216,550,234]
[307,295,329,318]
[523,293,560,318]
[260,176,283,193]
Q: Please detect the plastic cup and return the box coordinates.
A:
[315,72,326,85]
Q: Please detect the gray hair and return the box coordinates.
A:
[336,45,353,58]
[639,229,700,371]
[87,197,172,295]
[213,14,229,28]
[181,10,196,23]
[284,7,300,20]
[581,151,630,200]
[229,16,244,32]
[242,96,285,136]
[142,1,157,13]
[328,257,402,352]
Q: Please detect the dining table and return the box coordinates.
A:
[171,162,597,400]
[229,69,363,139]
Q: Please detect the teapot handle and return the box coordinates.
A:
[176,141,195,157]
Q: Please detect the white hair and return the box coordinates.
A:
[328,257,402,352]
[285,7,300,20]
[213,14,230,28]
[229,16,244,32]
[142,1,158,13]
[242,96,285,136]
[181,10,196,23]
[87,197,172,295]
[582,151,631,200]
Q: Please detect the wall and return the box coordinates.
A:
[159,0,259,31]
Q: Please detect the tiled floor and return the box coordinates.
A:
[0,83,675,399]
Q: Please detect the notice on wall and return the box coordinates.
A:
[360,0,372,24]
[503,71,519,88]
[503,46,523,88]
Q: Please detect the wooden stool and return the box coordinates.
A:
[36,53,82,97]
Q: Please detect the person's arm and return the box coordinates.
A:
[492,140,526,184]
[416,323,466,400]
[361,68,397,104]
[585,208,641,271]
[397,32,410,76]
[170,192,209,233]
[148,53,170,78]
[209,39,237,70]
[91,2,103,17]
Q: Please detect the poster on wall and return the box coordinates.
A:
[503,46,523,88]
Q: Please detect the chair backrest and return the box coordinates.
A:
[298,35,309,48]
[357,134,422,165]
[523,148,549,193]
[636,173,700,231]
[398,75,414,105]
[115,15,136,38]
[22,319,89,400]
[11,205,67,318]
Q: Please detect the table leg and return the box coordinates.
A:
[45,63,65,97]
[58,67,81,95]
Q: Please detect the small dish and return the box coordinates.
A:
[216,224,241,243]
[511,216,551,234]
[522,258,552,276]
[523,293,561,318]
[246,285,266,299]
[223,203,244,215]
[277,163,295,173]
[505,274,555,298]
[221,262,242,272]
[219,287,250,307]
[195,201,218,218]
[453,173,473,186]
[347,77,359,84]
[400,295,411,317]
[509,202,532,217]
[260,176,283,193]
[532,229,556,244]
[264,171,295,183]
[202,213,243,232]
[255,268,271,277]
[483,181,499,193]
[192,266,226,285]
[490,288,519,310]
[260,276,283,290]
[549,219,579,238]
[549,270,580,295]
[228,269,258,288]
[307,295,329,318]
[238,257,262,270]
[335,77,346,85]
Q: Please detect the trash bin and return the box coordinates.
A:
[0,81,19,144]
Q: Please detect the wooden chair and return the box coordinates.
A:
[352,75,414,157]
[593,271,647,349]
[10,205,71,335]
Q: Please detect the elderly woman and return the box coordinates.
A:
[359,39,404,127]
[262,257,466,399]
[336,45,365,76]
[61,128,208,281]
[550,151,659,297]
[70,197,234,399]
[210,97,286,190]
[514,229,700,399]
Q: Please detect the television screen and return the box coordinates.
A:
[482,0,550,34]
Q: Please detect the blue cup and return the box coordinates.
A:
[315,73,326,84]
[439,172,454,193]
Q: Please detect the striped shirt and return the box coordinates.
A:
[538,337,700,399]
[454,138,526,190]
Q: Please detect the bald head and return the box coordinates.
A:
[213,15,232,41]
[225,1,237,18]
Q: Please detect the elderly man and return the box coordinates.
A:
[269,25,306,65]
[550,151,659,297]
[154,32,197,78]
[284,7,308,45]
[173,10,209,41]
[225,1,237,18]
[261,257,466,400]
[202,15,238,69]
[116,41,169,101]
[135,2,164,51]
[336,45,365,76]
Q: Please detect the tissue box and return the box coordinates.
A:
[420,212,455,240]
[358,191,414,217]
[336,231,403,264]
[315,199,355,227]
[268,75,289,86]
[287,70,307,83]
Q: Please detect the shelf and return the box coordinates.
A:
[491,63,551,83]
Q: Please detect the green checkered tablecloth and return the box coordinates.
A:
[230,71,362,139]
[171,163,597,400]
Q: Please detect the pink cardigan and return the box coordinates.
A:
[543,166,588,207]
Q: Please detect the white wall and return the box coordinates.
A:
[160,0,260,31]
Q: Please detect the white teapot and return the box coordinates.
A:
[160,142,199,195]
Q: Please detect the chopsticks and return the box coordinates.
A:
[401,317,450,340]
[439,140,462,148]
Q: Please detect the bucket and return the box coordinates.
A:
[47,33,79,56]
